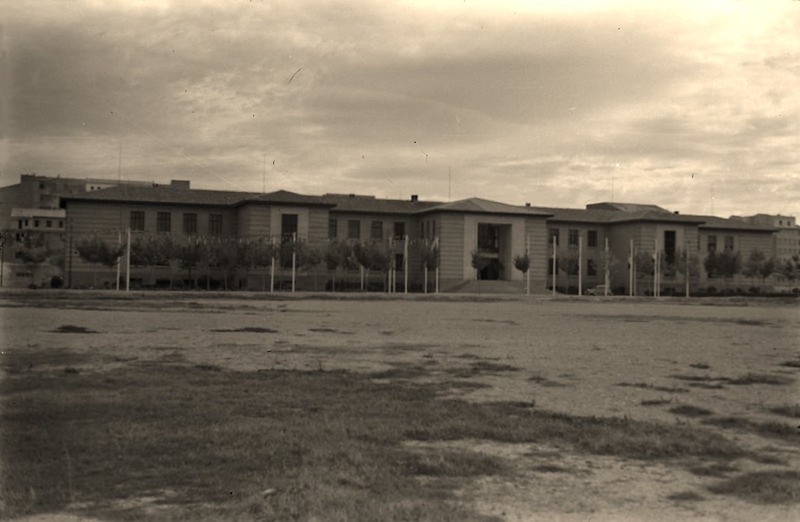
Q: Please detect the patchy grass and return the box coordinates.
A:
[667,490,705,502]
[768,404,800,419]
[1,348,93,375]
[617,382,689,393]
[529,375,568,387]
[708,471,800,504]
[1,357,756,521]
[670,373,794,387]
[669,405,714,418]
[688,462,739,477]
[530,464,571,473]
[641,399,673,407]
[308,327,354,335]
[52,325,98,334]
[447,361,520,378]
[689,363,711,370]
[727,373,794,386]
[210,327,278,333]
[703,417,799,443]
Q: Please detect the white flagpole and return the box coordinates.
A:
[125,228,131,292]
[403,234,409,294]
[578,235,583,296]
[116,230,121,291]
[291,233,297,293]
[552,235,557,296]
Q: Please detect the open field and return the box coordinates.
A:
[1,291,799,521]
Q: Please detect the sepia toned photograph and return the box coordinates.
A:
[1,1,798,520]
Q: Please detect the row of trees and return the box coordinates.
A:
[72,234,441,292]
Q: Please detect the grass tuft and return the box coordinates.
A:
[727,373,794,386]
[52,325,97,334]
[210,327,278,333]
[768,404,800,419]
[703,416,799,443]
[708,471,800,504]
[669,405,713,417]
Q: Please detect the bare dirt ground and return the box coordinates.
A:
[2,291,799,521]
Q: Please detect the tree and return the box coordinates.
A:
[76,235,125,287]
[470,250,490,278]
[704,250,741,289]
[353,241,390,291]
[129,235,174,287]
[781,254,800,281]
[175,236,207,288]
[324,240,353,291]
[206,236,242,290]
[742,249,775,286]
[513,252,530,295]
[248,238,279,291]
[296,241,323,291]
[419,238,440,293]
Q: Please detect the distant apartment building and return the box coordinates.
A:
[730,214,799,263]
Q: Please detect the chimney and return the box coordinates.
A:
[410,194,418,202]
[525,202,531,207]
[171,180,191,189]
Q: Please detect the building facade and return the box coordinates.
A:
[0,175,788,293]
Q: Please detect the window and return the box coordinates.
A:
[395,254,404,271]
[724,235,734,252]
[209,214,223,235]
[17,220,22,229]
[183,213,197,235]
[587,259,597,276]
[157,212,171,233]
[370,220,383,240]
[568,229,579,247]
[328,218,337,239]
[548,229,559,245]
[348,220,361,240]
[46,220,52,228]
[478,223,499,252]
[394,222,406,240]
[707,235,717,253]
[587,230,598,248]
[281,214,299,242]
[59,221,64,228]
[130,211,145,231]
[34,220,40,228]
[664,230,676,265]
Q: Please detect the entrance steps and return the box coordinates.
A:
[444,280,544,295]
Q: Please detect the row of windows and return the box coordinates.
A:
[17,219,64,230]
[706,235,734,253]
[548,229,599,248]
[328,219,407,241]
[130,211,223,235]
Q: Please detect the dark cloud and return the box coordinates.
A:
[2,1,798,218]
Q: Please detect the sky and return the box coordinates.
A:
[2,0,799,217]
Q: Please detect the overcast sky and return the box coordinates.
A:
[2,0,798,217]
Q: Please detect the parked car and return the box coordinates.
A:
[586,285,613,296]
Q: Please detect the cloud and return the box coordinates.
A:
[2,0,799,218]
